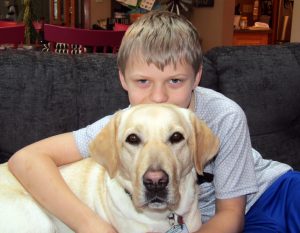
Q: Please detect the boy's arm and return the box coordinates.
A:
[196,196,246,233]
[8,132,116,233]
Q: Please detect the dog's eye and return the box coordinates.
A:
[126,134,141,145]
[169,132,184,144]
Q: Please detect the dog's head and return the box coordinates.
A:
[90,104,219,212]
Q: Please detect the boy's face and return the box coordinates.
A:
[119,59,201,108]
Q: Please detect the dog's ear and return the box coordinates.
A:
[89,111,121,178]
[190,114,219,175]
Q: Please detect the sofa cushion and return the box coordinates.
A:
[201,56,219,91]
[0,50,129,162]
[204,43,300,169]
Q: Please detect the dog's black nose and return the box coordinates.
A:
[143,169,169,191]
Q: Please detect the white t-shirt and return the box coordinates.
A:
[73,87,291,222]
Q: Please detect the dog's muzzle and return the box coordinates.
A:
[143,168,169,208]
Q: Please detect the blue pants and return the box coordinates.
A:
[244,171,300,233]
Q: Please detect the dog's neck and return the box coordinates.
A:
[104,172,201,232]
[123,188,182,223]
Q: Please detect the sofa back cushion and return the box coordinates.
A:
[203,43,300,169]
[0,50,129,163]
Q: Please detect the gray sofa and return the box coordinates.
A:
[1,43,300,170]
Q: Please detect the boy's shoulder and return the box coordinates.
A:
[194,87,244,115]
[194,87,247,135]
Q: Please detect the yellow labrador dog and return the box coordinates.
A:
[0,104,219,233]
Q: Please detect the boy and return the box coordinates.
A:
[8,11,300,233]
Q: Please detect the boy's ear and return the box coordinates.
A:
[193,67,202,89]
[119,70,128,91]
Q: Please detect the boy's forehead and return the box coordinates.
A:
[125,55,190,71]
[126,55,147,67]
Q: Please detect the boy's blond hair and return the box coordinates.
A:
[117,11,203,76]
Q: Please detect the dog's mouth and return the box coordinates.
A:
[145,196,168,209]
[149,197,165,203]
[142,169,169,209]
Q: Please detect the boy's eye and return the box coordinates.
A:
[138,79,149,84]
[169,79,182,84]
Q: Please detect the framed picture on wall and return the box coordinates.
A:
[194,0,214,7]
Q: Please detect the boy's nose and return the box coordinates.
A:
[150,86,168,103]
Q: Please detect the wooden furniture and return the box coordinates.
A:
[44,24,125,53]
[0,23,25,48]
[49,0,76,27]
[233,29,271,45]
[235,0,294,44]
[49,0,91,28]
